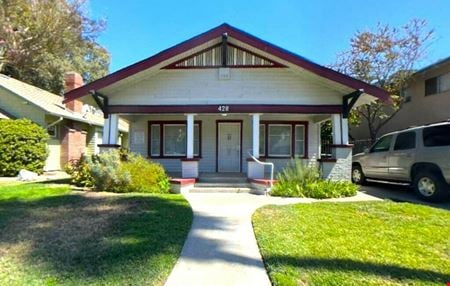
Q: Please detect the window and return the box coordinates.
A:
[425,77,437,96]
[150,125,160,156]
[394,132,416,150]
[47,125,59,139]
[268,125,292,156]
[370,135,393,153]
[425,72,450,96]
[259,124,265,156]
[423,125,450,147]
[294,125,305,157]
[149,121,201,157]
[259,122,307,158]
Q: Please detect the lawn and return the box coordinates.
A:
[253,201,450,286]
[0,183,192,286]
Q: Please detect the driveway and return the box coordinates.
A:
[164,192,379,286]
[360,181,450,211]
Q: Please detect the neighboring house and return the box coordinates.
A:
[0,72,129,171]
[63,23,388,181]
[351,57,450,142]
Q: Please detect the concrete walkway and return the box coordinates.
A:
[165,192,379,286]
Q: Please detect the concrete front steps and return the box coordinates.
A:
[192,173,253,193]
[169,173,273,194]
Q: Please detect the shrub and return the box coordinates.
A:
[271,159,358,198]
[88,151,130,192]
[65,156,95,188]
[69,150,171,193]
[0,119,49,176]
[119,153,170,193]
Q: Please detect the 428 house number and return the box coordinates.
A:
[217,105,230,112]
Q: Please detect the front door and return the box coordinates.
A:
[218,122,241,172]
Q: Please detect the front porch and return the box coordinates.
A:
[99,111,353,182]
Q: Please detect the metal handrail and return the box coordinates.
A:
[247,150,274,194]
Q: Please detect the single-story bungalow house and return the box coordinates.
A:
[64,23,388,181]
[0,72,129,171]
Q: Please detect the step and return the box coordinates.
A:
[189,187,253,193]
[197,177,248,183]
[194,182,252,188]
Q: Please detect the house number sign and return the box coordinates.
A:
[217,105,230,112]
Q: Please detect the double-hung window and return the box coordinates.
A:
[259,122,307,158]
[149,121,201,157]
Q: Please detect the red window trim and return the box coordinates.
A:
[260,121,308,159]
[148,120,202,159]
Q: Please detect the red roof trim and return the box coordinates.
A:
[64,23,389,103]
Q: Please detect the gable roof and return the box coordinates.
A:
[0,74,128,131]
[64,23,389,103]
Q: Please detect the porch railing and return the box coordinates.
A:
[247,150,274,194]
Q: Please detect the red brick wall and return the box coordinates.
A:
[64,72,84,113]
[60,122,87,166]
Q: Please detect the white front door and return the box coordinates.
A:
[218,122,241,172]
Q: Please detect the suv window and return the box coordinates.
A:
[370,135,393,153]
[423,125,450,147]
[394,132,416,150]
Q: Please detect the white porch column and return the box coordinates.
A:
[248,113,264,179]
[186,114,195,159]
[331,114,342,144]
[100,114,120,152]
[252,113,261,158]
[341,118,349,145]
[182,114,198,178]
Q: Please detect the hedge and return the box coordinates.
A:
[0,119,49,176]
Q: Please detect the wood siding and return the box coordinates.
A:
[107,69,342,106]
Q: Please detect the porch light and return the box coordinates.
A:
[221,113,228,117]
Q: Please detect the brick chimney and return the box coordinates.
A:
[64,72,84,113]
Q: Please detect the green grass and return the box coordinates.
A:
[0,183,192,286]
[253,201,450,286]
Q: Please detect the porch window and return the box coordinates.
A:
[148,121,201,158]
[294,125,305,157]
[260,121,308,158]
[259,124,265,156]
[268,125,292,157]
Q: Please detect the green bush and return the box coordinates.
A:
[69,150,170,193]
[65,156,95,188]
[0,119,49,176]
[271,159,358,198]
[119,153,170,193]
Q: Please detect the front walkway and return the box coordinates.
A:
[165,192,379,286]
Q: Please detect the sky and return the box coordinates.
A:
[88,0,450,73]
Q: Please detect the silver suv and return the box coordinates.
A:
[352,121,450,201]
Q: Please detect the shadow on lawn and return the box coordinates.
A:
[0,192,192,282]
[266,255,450,284]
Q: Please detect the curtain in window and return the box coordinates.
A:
[268,125,291,156]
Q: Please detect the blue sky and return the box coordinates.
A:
[88,0,449,73]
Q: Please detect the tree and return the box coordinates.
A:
[0,0,109,94]
[333,19,433,143]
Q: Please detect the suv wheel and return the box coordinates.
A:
[352,165,366,185]
[413,171,447,201]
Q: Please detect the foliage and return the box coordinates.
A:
[0,183,192,285]
[119,153,170,193]
[0,0,109,94]
[333,19,434,142]
[253,202,450,285]
[271,159,358,198]
[69,150,171,193]
[0,119,49,176]
[88,151,130,192]
[64,156,94,188]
